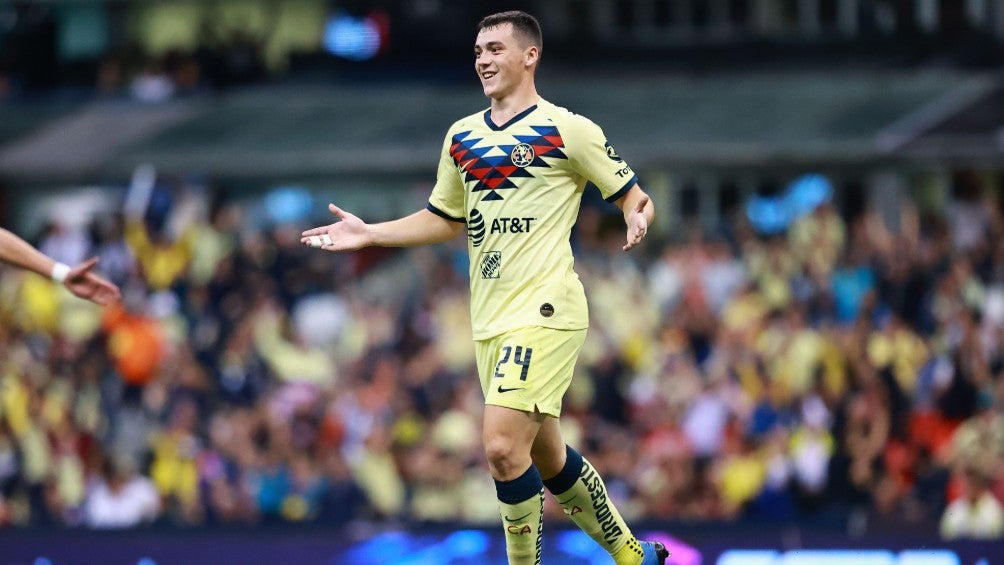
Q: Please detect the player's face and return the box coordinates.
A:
[474,24,532,99]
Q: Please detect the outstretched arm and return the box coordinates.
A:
[614,184,655,251]
[0,228,121,305]
[301,204,464,251]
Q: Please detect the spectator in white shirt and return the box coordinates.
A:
[940,469,1004,540]
[85,454,160,529]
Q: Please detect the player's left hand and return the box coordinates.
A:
[623,195,649,251]
[64,257,121,305]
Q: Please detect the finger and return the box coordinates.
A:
[623,228,645,252]
[104,284,122,302]
[329,203,349,219]
[92,289,113,306]
[304,234,334,248]
[301,226,331,238]
[634,195,650,214]
[71,257,100,277]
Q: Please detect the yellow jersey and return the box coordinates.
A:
[427,99,638,340]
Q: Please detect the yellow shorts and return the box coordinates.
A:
[475,326,587,417]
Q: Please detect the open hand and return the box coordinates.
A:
[300,203,371,251]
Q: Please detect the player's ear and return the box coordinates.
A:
[523,45,538,68]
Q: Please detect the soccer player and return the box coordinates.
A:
[0,227,121,305]
[302,11,667,565]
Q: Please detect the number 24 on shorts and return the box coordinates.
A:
[494,345,533,380]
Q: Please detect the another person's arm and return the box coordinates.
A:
[301,204,464,251]
[0,228,121,305]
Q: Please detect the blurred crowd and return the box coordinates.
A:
[1,37,270,105]
[93,35,269,104]
[0,171,1002,541]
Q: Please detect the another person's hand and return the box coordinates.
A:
[64,257,121,305]
[623,195,649,251]
[301,203,371,251]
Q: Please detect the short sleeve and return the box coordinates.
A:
[564,115,638,203]
[427,129,467,223]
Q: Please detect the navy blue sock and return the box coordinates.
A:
[494,464,544,504]
[541,445,583,496]
[542,446,636,557]
[495,465,545,563]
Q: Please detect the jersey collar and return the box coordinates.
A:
[484,104,538,131]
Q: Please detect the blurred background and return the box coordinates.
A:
[0,0,1003,563]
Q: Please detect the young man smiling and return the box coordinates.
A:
[303,10,668,565]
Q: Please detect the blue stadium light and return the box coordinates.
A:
[898,551,960,565]
[343,530,490,564]
[716,550,961,565]
[395,530,490,565]
[343,530,696,563]
[717,550,779,565]
[323,12,382,61]
[779,550,896,565]
[343,531,415,563]
[555,530,610,564]
[263,186,313,224]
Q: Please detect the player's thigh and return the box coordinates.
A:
[482,404,542,451]
[474,326,587,417]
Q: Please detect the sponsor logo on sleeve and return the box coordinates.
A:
[604,140,623,162]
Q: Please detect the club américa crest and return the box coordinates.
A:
[510,143,535,168]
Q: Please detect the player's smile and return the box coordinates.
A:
[480,70,498,87]
[477,62,505,96]
[476,55,503,94]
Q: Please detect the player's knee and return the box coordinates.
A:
[484,435,524,478]
[484,435,515,465]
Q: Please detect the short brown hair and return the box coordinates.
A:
[477,11,542,53]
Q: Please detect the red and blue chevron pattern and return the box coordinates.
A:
[450,126,567,201]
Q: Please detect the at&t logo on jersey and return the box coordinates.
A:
[490,217,535,234]
[469,211,534,247]
[468,208,486,247]
[481,251,501,279]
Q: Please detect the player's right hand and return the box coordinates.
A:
[301,203,371,251]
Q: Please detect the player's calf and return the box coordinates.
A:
[542,445,661,565]
[495,464,545,565]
